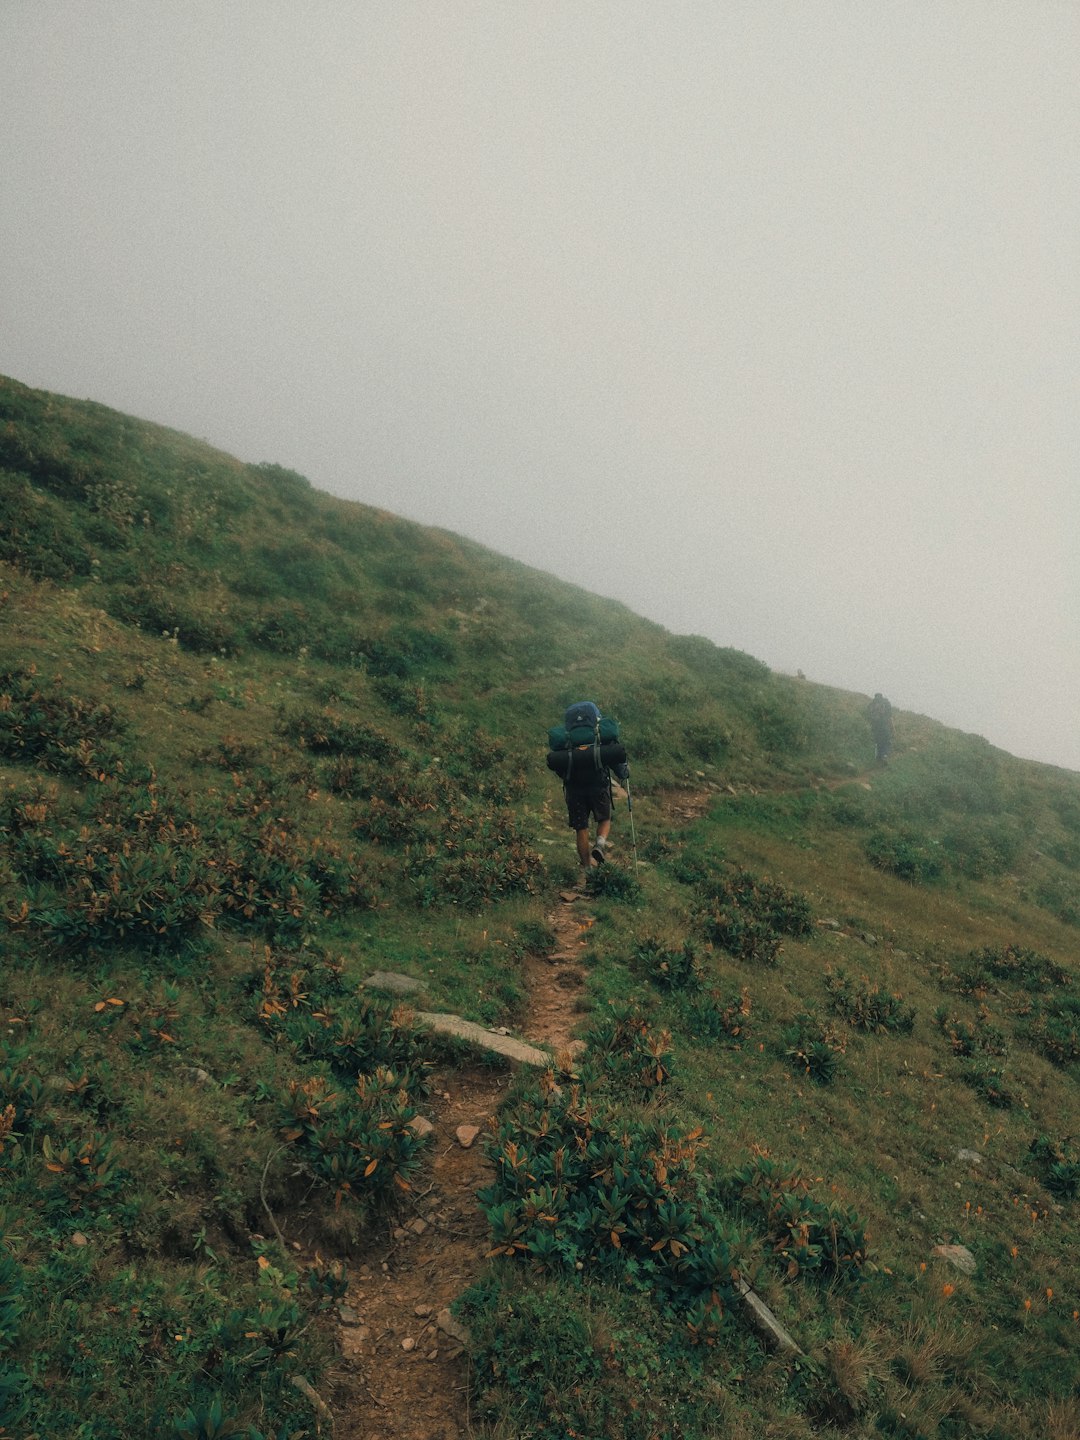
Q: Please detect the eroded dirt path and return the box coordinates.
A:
[330,887,592,1440]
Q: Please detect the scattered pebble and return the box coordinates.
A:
[455,1124,481,1149]
[409,1217,427,1235]
[71,1232,88,1247]
[415,1304,433,1318]
[401,1337,416,1352]
[409,1115,435,1138]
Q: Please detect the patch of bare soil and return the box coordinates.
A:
[326,889,591,1440]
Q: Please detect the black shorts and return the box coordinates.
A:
[565,785,612,831]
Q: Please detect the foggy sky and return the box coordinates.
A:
[2,3,1078,769]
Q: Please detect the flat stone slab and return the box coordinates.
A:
[736,1278,803,1356]
[415,1012,551,1067]
[363,971,427,996]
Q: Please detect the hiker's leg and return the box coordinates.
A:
[575,828,593,868]
[591,792,613,863]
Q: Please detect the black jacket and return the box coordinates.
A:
[546,740,628,789]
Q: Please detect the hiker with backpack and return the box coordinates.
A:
[546,701,630,877]
[866,692,894,764]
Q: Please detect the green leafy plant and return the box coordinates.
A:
[633,935,701,991]
[782,1013,846,1085]
[825,969,915,1034]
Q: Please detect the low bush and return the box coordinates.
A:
[478,1071,744,1344]
[633,936,702,991]
[678,986,752,1046]
[722,1154,870,1283]
[825,970,916,1034]
[699,867,812,967]
[0,669,127,780]
[277,1065,429,1212]
[1028,1134,1080,1200]
[782,1013,846,1085]
[864,828,941,884]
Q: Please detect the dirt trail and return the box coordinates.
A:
[329,888,593,1440]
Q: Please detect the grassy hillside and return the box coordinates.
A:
[1,373,1079,1440]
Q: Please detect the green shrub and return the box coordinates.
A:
[279,709,400,762]
[1028,1135,1080,1200]
[949,944,1070,996]
[825,969,915,1034]
[633,936,701,991]
[782,1013,846,1085]
[582,1002,674,1094]
[865,828,941,883]
[586,863,643,904]
[699,867,811,965]
[1024,997,1080,1068]
[0,670,127,779]
[939,816,1024,878]
[278,1066,428,1212]
[405,806,542,910]
[678,986,752,1045]
[722,1155,869,1282]
[479,1071,743,1337]
[0,471,93,579]
[106,585,241,654]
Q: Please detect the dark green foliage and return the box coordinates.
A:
[782,1013,846,1085]
[1028,1134,1080,1200]
[938,945,1078,1075]
[633,935,701,991]
[1029,872,1080,927]
[948,944,1070,996]
[478,1070,743,1344]
[277,1066,428,1211]
[938,815,1025,879]
[864,828,942,883]
[935,1006,1009,1059]
[1024,997,1080,1068]
[699,866,811,966]
[279,708,400,762]
[722,1155,870,1282]
[678,986,752,1045]
[934,1005,1018,1105]
[582,1001,675,1095]
[703,868,813,936]
[0,470,93,579]
[825,969,916,1034]
[4,772,375,955]
[107,583,242,654]
[586,862,643,904]
[405,805,542,910]
[0,669,127,778]
[363,624,457,678]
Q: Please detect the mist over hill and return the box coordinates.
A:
[2,374,1079,1438]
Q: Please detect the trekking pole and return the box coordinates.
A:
[625,775,638,866]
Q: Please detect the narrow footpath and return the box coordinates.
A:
[331,886,595,1440]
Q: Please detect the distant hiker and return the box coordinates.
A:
[546,701,629,877]
[866,692,894,764]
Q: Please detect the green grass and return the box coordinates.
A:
[1,372,1080,1437]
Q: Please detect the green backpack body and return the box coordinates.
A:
[547,715,620,750]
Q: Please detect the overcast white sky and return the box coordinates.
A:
[2,3,1078,769]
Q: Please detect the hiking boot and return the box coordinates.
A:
[591,843,608,865]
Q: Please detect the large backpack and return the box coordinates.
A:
[546,700,625,785]
[548,700,620,751]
